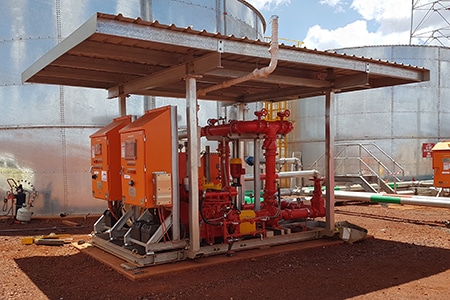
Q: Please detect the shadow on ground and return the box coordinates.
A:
[15,238,450,300]
[0,216,96,236]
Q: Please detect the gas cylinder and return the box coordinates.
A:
[16,205,33,222]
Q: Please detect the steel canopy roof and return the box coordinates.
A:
[22,13,430,103]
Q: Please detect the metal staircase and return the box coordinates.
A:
[311,143,404,193]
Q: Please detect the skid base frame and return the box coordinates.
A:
[91,223,327,267]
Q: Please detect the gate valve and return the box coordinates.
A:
[308,176,326,215]
[92,174,98,180]
[277,109,290,121]
[128,180,135,186]
[254,108,268,121]
[309,176,325,193]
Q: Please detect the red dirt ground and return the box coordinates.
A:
[1,203,450,300]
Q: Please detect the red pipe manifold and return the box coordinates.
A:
[201,109,326,231]
[201,109,293,204]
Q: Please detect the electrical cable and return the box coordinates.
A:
[199,198,222,226]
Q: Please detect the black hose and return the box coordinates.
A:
[2,199,8,212]
[2,198,12,216]
[199,198,222,226]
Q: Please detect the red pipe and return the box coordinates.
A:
[201,109,293,205]
[200,109,322,230]
[262,126,279,204]
[203,188,238,200]
[280,177,326,220]
[245,176,327,227]
[201,117,293,137]
[217,141,231,188]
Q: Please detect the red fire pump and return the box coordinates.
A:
[180,108,326,245]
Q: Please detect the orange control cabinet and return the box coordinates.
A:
[432,141,450,188]
[90,115,132,201]
[119,106,177,208]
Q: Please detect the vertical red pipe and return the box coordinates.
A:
[217,140,230,188]
[201,110,293,205]
[262,128,278,204]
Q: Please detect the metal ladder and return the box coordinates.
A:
[310,143,405,193]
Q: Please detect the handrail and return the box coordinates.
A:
[310,143,405,190]
[343,142,404,179]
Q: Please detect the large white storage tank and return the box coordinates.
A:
[289,45,450,181]
[0,0,265,215]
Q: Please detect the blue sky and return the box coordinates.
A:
[246,0,448,50]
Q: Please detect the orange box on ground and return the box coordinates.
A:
[432,141,450,188]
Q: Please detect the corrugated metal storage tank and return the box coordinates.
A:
[0,0,265,215]
[289,45,450,181]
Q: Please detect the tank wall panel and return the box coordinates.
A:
[0,1,55,41]
[151,0,264,39]
[152,0,216,31]
[0,128,106,215]
[440,61,450,88]
[223,0,263,39]
[336,112,391,140]
[290,97,325,142]
[289,45,449,180]
[440,112,450,137]
[0,40,56,87]
[0,0,265,215]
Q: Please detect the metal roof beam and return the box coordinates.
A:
[241,86,324,103]
[36,66,131,84]
[53,55,153,76]
[368,63,430,81]
[28,75,111,89]
[22,14,99,83]
[278,51,430,81]
[96,18,429,83]
[108,52,222,98]
[69,40,180,66]
[22,13,430,102]
[333,72,370,90]
[206,69,331,88]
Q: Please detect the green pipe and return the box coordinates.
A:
[334,191,450,208]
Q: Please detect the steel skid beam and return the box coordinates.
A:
[91,235,187,267]
[199,228,325,257]
[90,226,325,267]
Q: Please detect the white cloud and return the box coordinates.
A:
[246,0,290,10]
[304,0,412,50]
[351,0,411,33]
[303,20,409,50]
[351,0,411,22]
[319,0,345,12]
[319,0,343,6]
